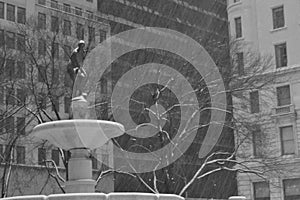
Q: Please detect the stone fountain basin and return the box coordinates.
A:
[33,120,125,150]
[1,193,184,200]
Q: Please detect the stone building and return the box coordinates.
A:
[0,0,236,198]
[228,0,300,199]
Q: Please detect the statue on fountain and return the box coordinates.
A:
[67,40,87,98]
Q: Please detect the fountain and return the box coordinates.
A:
[2,95,185,200]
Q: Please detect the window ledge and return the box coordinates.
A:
[234,37,245,42]
[270,26,287,33]
[228,1,242,10]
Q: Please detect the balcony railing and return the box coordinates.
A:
[272,104,295,116]
[36,0,106,23]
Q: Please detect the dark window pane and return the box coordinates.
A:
[38,65,46,82]
[17,34,25,51]
[284,179,300,199]
[17,7,26,24]
[237,52,244,75]
[75,7,82,16]
[51,0,58,9]
[38,13,46,30]
[277,85,290,106]
[88,26,95,43]
[63,45,71,61]
[0,2,4,19]
[273,6,285,29]
[0,29,4,47]
[16,61,26,79]
[52,95,59,112]
[64,96,71,113]
[51,16,59,32]
[63,4,71,13]
[275,43,287,68]
[5,59,15,79]
[7,4,15,22]
[17,117,25,135]
[76,23,84,40]
[38,148,46,165]
[51,149,60,166]
[52,42,59,59]
[99,30,106,43]
[5,116,14,134]
[38,39,46,56]
[234,17,242,38]
[250,91,259,113]
[38,92,47,109]
[16,146,25,164]
[63,20,71,35]
[38,0,46,5]
[6,87,15,105]
[16,88,26,105]
[6,32,15,49]
[253,182,270,200]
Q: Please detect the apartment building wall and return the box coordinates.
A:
[228,0,300,199]
[0,0,114,195]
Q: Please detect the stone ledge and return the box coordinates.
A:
[1,193,184,200]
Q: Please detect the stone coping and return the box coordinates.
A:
[1,192,184,200]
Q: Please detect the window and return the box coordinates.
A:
[17,34,25,51]
[7,4,15,22]
[272,6,284,29]
[16,88,26,105]
[87,0,93,2]
[51,16,59,32]
[253,182,270,200]
[0,144,3,162]
[17,7,26,24]
[6,88,15,105]
[52,42,59,59]
[16,146,25,164]
[63,20,71,36]
[38,148,46,165]
[50,0,58,9]
[52,95,59,112]
[0,2,4,19]
[5,116,14,134]
[38,93,47,109]
[76,23,84,40]
[64,96,71,113]
[63,4,71,13]
[91,153,97,169]
[100,78,107,94]
[275,43,287,68]
[0,29,4,46]
[5,59,15,79]
[236,52,244,75]
[86,10,93,19]
[38,0,46,5]
[100,153,109,171]
[38,39,46,56]
[283,179,300,200]
[250,91,259,113]
[276,85,290,106]
[88,26,95,43]
[75,7,82,16]
[16,61,26,79]
[38,13,46,30]
[99,30,106,43]
[280,126,295,155]
[51,149,60,166]
[16,117,25,135]
[63,45,71,61]
[6,32,15,49]
[234,17,242,38]
[252,128,263,157]
[52,68,59,84]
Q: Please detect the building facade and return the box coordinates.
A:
[0,0,236,198]
[228,0,300,199]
